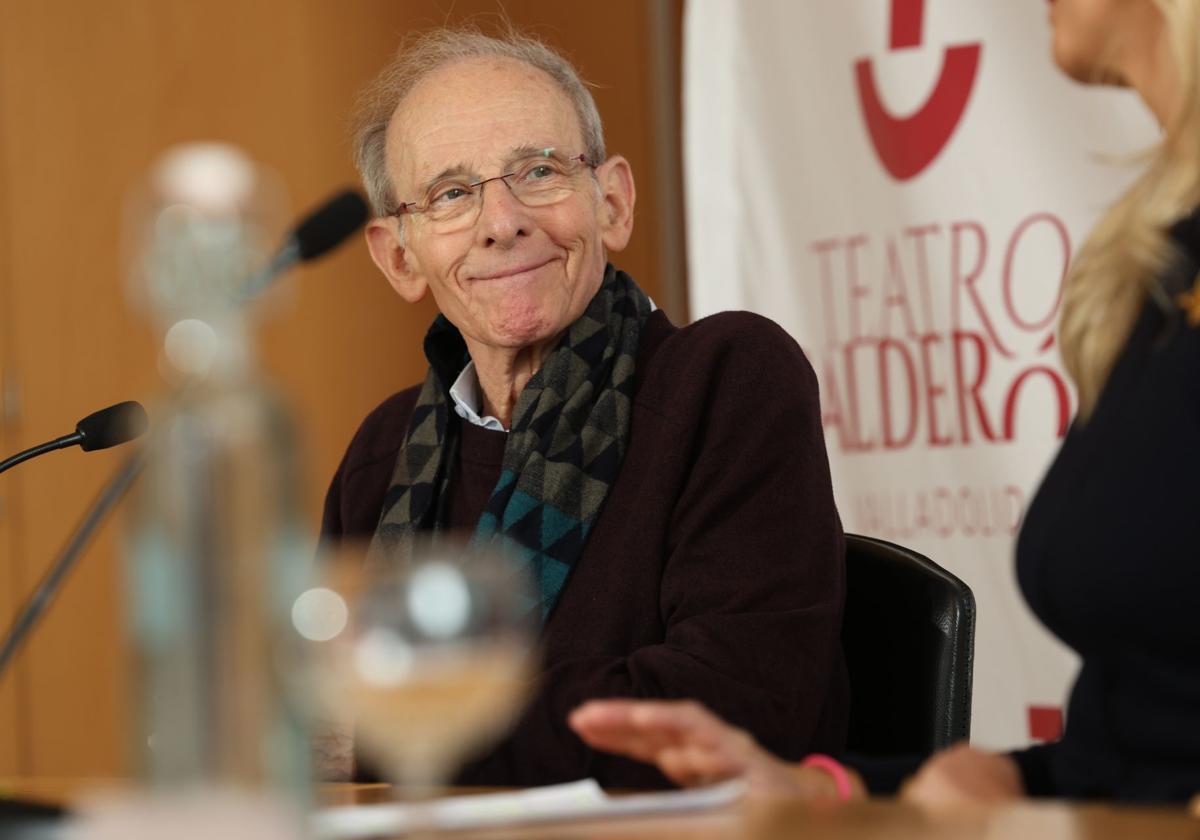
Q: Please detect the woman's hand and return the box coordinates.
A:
[569,699,864,800]
[901,743,1024,809]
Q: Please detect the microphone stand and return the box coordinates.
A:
[237,239,299,302]
[0,450,145,678]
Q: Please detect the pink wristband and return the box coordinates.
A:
[800,753,853,802]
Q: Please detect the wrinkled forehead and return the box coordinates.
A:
[386,56,586,195]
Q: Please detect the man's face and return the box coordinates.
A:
[366,57,634,355]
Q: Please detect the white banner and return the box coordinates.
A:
[683,0,1159,748]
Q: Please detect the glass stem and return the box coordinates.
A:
[395,761,447,838]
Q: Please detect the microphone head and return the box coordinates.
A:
[76,401,149,452]
[293,190,369,262]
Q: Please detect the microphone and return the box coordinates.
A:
[293,189,371,261]
[0,400,148,476]
[240,188,369,300]
[77,401,150,451]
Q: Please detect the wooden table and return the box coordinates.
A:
[5,779,1200,839]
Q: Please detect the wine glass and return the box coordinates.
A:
[306,537,538,830]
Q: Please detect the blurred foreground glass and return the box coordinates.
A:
[307,538,538,826]
[121,143,311,814]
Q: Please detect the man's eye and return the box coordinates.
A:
[431,185,471,204]
[526,164,558,180]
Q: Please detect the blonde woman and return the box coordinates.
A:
[571,0,1200,806]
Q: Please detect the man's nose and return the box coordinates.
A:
[474,176,530,248]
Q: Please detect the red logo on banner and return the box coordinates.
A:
[1027,705,1064,742]
[855,0,982,181]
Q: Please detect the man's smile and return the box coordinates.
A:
[469,256,557,282]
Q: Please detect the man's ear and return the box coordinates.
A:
[595,155,636,252]
[365,217,428,303]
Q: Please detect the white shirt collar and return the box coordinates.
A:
[449,360,508,432]
[447,298,659,435]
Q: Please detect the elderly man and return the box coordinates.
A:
[321,26,848,789]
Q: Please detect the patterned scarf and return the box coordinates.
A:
[369,265,652,622]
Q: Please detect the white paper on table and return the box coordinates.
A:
[311,778,746,838]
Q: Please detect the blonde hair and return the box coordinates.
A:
[1060,0,1200,418]
[352,24,606,219]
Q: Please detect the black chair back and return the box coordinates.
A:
[841,534,975,756]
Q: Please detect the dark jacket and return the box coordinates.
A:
[1012,215,1200,803]
[321,307,850,788]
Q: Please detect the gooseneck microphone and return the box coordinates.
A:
[0,401,147,677]
[0,400,149,476]
[239,188,369,300]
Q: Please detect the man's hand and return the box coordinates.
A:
[901,743,1024,810]
[569,699,864,799]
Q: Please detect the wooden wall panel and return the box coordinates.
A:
[0,97,19,774]
[0,0,683,777]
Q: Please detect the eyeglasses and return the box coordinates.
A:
[389,148,595,234]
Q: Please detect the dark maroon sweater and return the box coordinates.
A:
[321,308,849,789]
